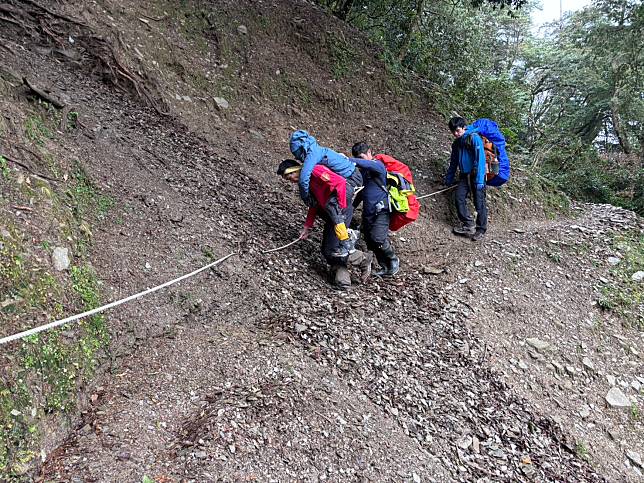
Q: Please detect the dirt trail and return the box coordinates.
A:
[0,0,641,481]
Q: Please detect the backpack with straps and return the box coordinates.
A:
[374,154,420,231]
[469,119,511,187]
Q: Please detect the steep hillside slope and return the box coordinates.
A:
[0,0,641,481]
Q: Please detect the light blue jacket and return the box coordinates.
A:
[290,130,356,203]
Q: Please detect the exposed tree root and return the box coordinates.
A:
[0,0,168,115]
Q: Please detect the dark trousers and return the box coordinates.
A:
[363,210,393,266]
[321,169,362,265]
[455,173,488,233]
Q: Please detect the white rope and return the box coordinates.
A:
[416,185,456,200]
[0,252,236,346]
[263,238,301,254]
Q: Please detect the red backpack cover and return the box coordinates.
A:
[374,154,420,231]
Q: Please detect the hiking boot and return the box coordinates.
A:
[360,252,373,283]
[375,256,400,277]
[471,230,486,242]
[452,224,475,237]
[331,238,356,259]
[333,265,351,290]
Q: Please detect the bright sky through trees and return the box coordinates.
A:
[531,0,593,26]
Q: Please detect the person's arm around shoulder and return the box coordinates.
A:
[353,158,386,178]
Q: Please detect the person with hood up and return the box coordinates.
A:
[277,159,372,290]
[444,116,488,242]
[350,142,400,277]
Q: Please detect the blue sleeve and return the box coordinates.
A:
[353,158,386,183]
[298,152,318,202]
[445,142,458,184]
[472,135,486,186]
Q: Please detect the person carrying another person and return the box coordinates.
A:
[277,159,372,290]
[351,142,400,277]
[444,116,488,242]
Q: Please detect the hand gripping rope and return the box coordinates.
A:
[0,252,236,346]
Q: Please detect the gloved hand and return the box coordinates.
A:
[334,222,349,241]
[299,226,312,240]
[476,182,485,191]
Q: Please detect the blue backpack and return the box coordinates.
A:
[470,119,511,187]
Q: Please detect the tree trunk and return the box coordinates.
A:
[610,95,632,154]
[397,0,425,62]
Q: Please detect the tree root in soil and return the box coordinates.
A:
[0,0,168,116]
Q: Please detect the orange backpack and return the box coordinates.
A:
[480,135,500,181]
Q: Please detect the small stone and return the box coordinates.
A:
[458,278,469,284]
[474,260,483,267]
[582,357,595,372]
[551,361,564,374]
[456,434,472,450]
[145,262,151,270]
[607,257,621,266]
[10,409,21,417]
[412,472,421,483]
[526,338,550,352]
[249,129,264,140]
[423,266,444,275]
[228,444,236,453]
[631,271,644,282]
[213,97,230,110]
[521,464,536,477]
[518,360,528,370]
[605,387,631,408]
[237,25,248,35]
[471,435,480,453]
[294,323,307,334]
[52,247,70,271]
[632,381,642,392]
[626,450,643,469]
[579,405,591,418]
[565,365,576,376]
[607,374,616,386]
[116,451,130,461]
[195,450,207,459]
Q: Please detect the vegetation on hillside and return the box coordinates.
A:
[319,0,643,214]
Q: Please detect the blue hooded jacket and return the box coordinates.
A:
[290,130,356,203]
[445,126,486,188]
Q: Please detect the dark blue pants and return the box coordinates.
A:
[455,173,488,233]
[363,209,394,267]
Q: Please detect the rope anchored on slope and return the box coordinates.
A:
[0,252,237,346]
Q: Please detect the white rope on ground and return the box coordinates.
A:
[263,238,301,254]
[416,185,456,200]
[0,252,237,346]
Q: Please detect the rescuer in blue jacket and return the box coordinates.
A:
[444,117,488,242]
